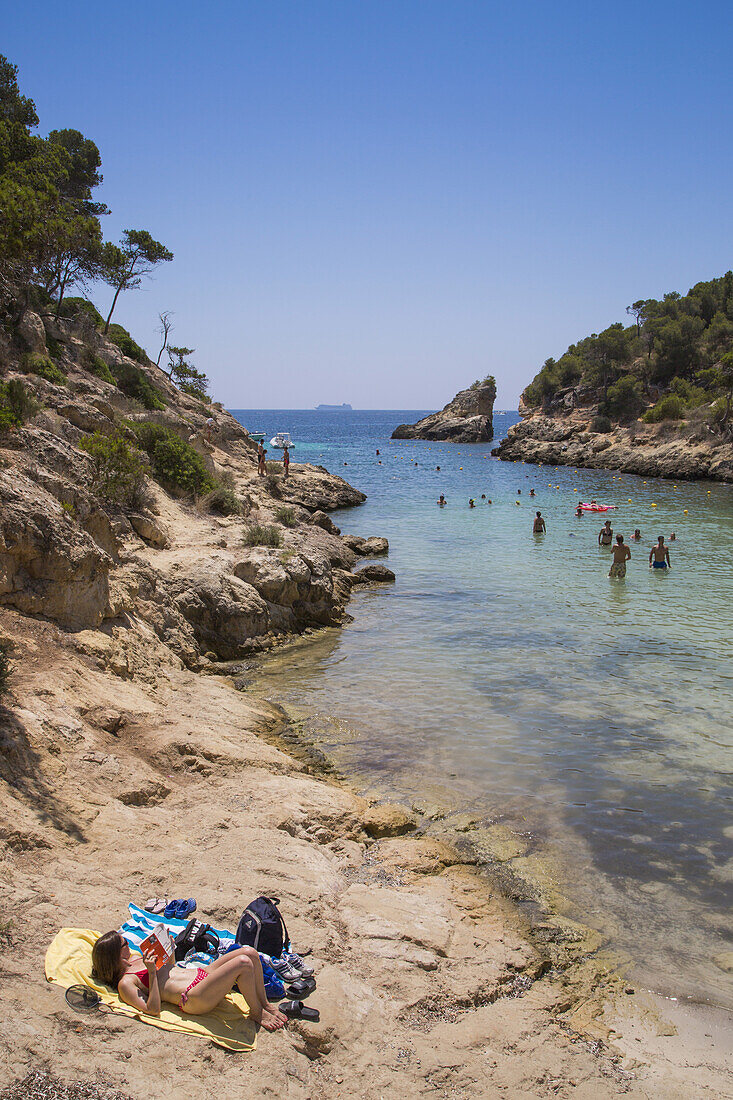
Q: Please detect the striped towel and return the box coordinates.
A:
[121,903,238,967]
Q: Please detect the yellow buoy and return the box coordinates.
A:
[651,503,657,507]
[684,509,688,514]
[459,466,463,470]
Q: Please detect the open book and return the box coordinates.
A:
[139,923,174,969]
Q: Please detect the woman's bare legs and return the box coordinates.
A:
[185,951,287,1030]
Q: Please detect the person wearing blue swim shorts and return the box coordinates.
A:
[649,535,671,570]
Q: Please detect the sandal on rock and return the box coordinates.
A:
[285,977,316,999]
[280,1000,320,1022]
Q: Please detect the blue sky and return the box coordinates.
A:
[6,1,733,408]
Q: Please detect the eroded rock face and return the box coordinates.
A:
[0,471,111,630]
[129,513,169,549]
[18,310,47,353]
[166,567,270,659]
[392,380,496,442]
[495,412,733,482]
[279,464,367,511]
[310,510,341,535]
[352,563,396,583]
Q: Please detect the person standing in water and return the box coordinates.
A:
[598,519,613,546]
[438,494,447,506]
[631,529,641,541]
[649,536,671,570]
[282,445,290,479]
[533,511,546,533]
[609,534,631,578]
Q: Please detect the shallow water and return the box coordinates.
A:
[233,409,733,1008]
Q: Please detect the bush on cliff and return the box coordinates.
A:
[107,324,147,364]
[0,379,40,432]
[274,506,297,527]
[57,297,104,328]
[111,361,165,410]
[601,375,646,422]
[20,353,66,386]
[242,523,282,548]
[643,394,686,423]
[133,422,215,497]
[590,414,612,433]
[205,485,243,515]
[79,428,148,507]
[81,349,114,385]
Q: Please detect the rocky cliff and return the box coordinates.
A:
[494,403,733,482]
[392,377,496,442]
[0,308,392,663]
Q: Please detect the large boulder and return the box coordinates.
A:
[129,513,169,549]
[352,563,396,584]
[392,379,496,442]
[0,471,112,630]
[17,310,47,354]
[310,510,340,535]
[166,565,269,659]
[278,464,366,511]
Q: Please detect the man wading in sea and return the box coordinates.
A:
[649,535,672,570]
[598,519,613,546]
[533,511,546,533]
[609,534,631,578]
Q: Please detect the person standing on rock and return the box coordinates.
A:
[282,446,290,479]
[598,519,613,546]
[609,534,631,579]
[257,444,266,477]
[533,511,546,533]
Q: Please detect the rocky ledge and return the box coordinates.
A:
[494,408,733,482]
[392,377,496,442]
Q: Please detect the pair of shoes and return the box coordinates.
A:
[280,1000,320,1022]
[164,898,196,920]
[285,976,316,1000]
[269,956,302,983]
[144,898,167,915]
[284,950,314,978]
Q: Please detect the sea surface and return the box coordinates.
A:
[232,409,733,1008]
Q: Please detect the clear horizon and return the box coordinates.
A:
[6,1,733,408]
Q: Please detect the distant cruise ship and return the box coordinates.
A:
[315,403,352,411]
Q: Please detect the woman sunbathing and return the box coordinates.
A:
[92,931,287,1031]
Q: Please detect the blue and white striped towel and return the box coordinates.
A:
[120,903,238,968]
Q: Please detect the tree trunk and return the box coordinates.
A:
[104,282,124,335]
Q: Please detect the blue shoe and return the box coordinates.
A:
[175,898,196,919]
[164,899,181,919]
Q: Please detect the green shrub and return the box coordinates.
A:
[46,335,65,359]
[264,472,282,497]
[0,379,40,432]
[242,523,282,548]
[0,639,13,699]
[107,324,147,364]
[58,297,104,327]
[112,361,165,410]
[79,429,148,507]
[82,349,114,384]
[602,375,646,422]
[591,414,612,433]
[274,505,297,527]
[669,376,707,407]
[133,423,215,496]
[21,353,66,385]
[643,393,686,423]
[206,485,242,515]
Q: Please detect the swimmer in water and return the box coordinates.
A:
[669,532,676,541]
[609,534,631,579]
[575,504,583,517]
[517,489,521,495]
[533,511,546,533]
[529,489,535,497]
[469,498,476,508]
[631,529,641,541]
[649,535,671,570]
[436,465,440,471]
[438,494,447,506]
[598,519,613,546]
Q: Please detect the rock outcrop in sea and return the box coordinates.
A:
[391,377,496,442]
[494,396,733,482]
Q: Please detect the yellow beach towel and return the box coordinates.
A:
[45,928,257,1052]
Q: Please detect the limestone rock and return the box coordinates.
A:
[310,510,341,535]
[362,804,417,838]
[278,463,367,511]
[0,470,112,630]
[339,883,454,958]
[166,566,270,659]
[17,310,47,353]
[129,513,170,549]
[392,379,496,442]
[352,563,396,584]
[360,536,388,556]
[57,402,113,434]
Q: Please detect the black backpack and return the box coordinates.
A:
[235,896,289,958]
[173,919,220,962]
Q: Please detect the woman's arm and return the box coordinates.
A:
[118,950,162,1016]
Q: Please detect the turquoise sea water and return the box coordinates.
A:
[232,410,733,1008]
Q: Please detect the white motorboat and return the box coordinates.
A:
[269,431,295,450]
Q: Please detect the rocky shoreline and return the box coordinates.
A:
[1,319,731,1097]
[494,406,733,482]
